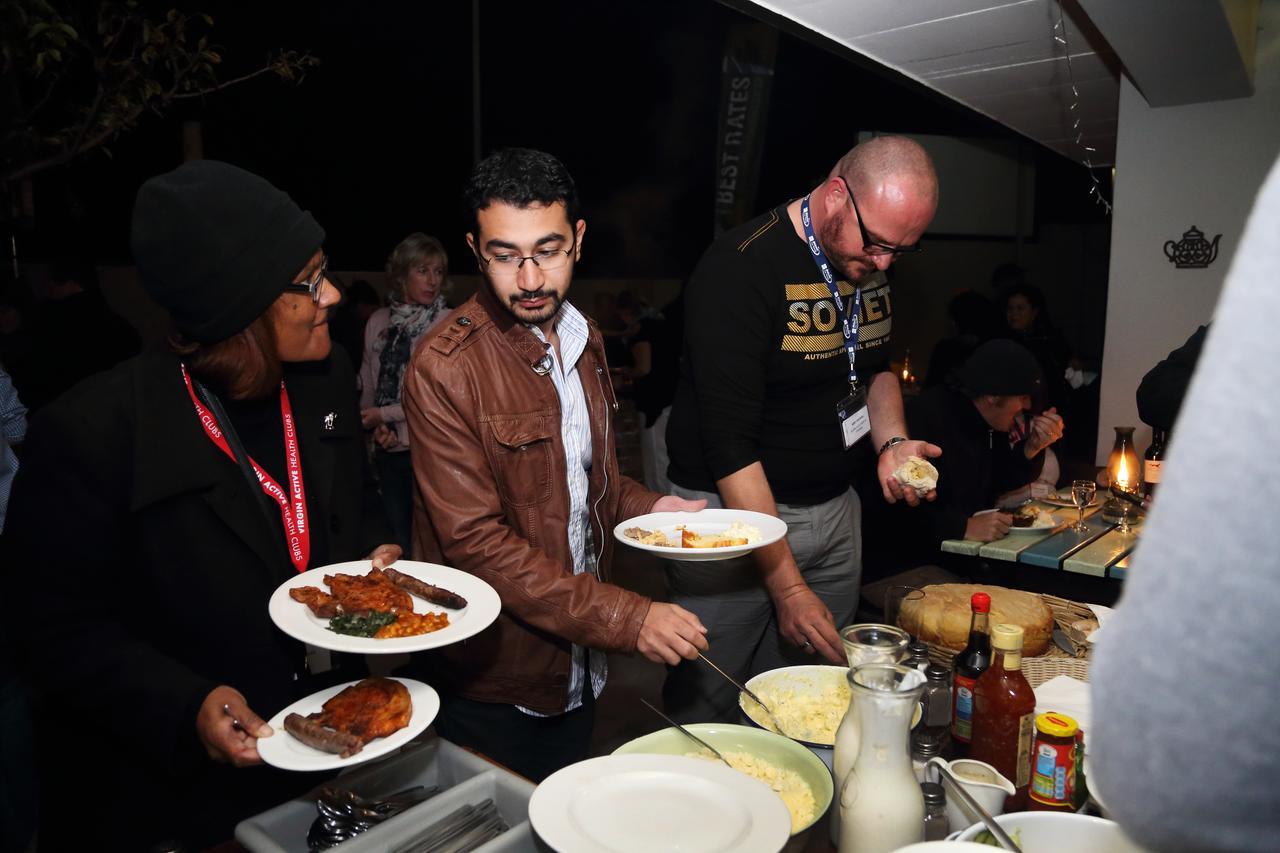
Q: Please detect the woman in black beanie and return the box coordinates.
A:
[2,160,398,850]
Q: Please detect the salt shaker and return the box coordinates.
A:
[921,781,949,841]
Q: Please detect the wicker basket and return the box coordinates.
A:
[922,591,1096,670]
[1021,655,1090,689]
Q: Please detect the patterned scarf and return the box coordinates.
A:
[374,294,447,406]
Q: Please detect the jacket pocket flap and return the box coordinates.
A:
[489,417,555,450]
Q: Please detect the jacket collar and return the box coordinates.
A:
[473,281,605,371]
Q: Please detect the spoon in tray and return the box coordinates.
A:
[638,698,732,767]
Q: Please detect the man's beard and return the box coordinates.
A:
[485,278,563,325]
[818,210,875,283]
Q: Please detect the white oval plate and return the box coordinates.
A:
[1006,523,1058,534]
[257,677,438,772]
[267,560,501,654]
[1041,489,1098,509]
[613,509,786,562]
[529,754,791,853]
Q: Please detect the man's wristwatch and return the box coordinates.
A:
[878,436,908,456]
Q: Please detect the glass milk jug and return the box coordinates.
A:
[837,663,927,853]
[832,624,910,843]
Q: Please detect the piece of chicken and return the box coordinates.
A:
[290,586,343,618]
[307,677,412,742]
[324,566,412,615]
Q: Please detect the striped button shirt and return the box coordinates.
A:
[518,302,607,715]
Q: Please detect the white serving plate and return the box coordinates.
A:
[529,754,791,853]
[613,509,786,562]
[257,677,438,772]
[267,560,501,654]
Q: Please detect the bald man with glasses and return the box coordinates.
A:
[663,136,942,723]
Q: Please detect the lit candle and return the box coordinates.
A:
[1116,454,1131,490]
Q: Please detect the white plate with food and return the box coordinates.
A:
[528,754,791,853]
[613,509,786,561]
[1041,488,1098,509]
[258,676,438,772]
[1004,504,1060,533]
[268,560,501,654]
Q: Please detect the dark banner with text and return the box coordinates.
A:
[714,22,777,236]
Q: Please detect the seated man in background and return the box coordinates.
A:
[1136,323,1208,434]
[885,339,1064,569]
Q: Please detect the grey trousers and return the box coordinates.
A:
[661,485,862,723]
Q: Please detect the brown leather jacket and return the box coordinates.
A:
[404,287,659,713]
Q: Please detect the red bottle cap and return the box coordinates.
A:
[971,592,992,613]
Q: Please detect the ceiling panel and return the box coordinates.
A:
[740,0,1261,169]
[748,0,1119,164]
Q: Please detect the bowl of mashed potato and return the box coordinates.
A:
[738,664,922,771]
[614,722,832,838]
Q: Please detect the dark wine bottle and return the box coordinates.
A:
[950,591,992,755]
[1143,428,1166,498]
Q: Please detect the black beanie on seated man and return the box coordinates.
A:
[131,160,325,343]
[955,339,1044,398]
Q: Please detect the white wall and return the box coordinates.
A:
[1096,1,1280,461]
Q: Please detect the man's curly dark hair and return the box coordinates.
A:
[462,147,580,234]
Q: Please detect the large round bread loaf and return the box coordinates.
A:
[898,584,1055,657]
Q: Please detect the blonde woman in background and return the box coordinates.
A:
[360,233,453,550]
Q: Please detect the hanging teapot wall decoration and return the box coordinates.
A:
[1164,226,1222,268]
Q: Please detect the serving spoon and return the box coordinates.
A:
[696,651,789,737]
[639,698,732,767]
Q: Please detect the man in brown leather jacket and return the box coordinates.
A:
[403,148,709,781]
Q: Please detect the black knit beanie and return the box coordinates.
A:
[131,160,325,343]
[955,339,1043,397]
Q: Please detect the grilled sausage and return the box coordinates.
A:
[283,713,364,758]
[384,568,468,609]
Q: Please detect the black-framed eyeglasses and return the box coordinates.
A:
[838,177,922,257]
[283,256,328,303]
[476,240,576,277]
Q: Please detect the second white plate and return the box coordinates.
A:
[257,677,438,772]
[529,754,791,853]
[267,560,501,654]
[613,509,786,562]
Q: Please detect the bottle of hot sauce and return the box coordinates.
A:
[970,624,1037,811]
[950,592,992,757]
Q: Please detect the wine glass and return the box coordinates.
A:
[1070,479,1096,532]
[884,586,925,635]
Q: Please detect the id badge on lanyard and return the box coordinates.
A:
[801,194,870,449]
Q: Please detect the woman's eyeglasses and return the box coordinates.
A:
[283,256,329,303]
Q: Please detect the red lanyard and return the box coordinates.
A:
[181,365,311,572]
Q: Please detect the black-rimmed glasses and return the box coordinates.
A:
[283,256,329,303]
[476,240,576,277]
[838,176,922,257]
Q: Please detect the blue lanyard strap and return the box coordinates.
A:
[800,194,861,390]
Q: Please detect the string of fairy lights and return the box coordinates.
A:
[1054,0,1113,215]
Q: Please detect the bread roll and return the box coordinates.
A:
[898,584,1055,657]
[894,455,939,491]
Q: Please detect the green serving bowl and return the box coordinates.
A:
[613,722,834,836]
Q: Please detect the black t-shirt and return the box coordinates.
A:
[665,204,892,506]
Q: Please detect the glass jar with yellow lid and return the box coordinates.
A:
[1028,711,1079,810]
